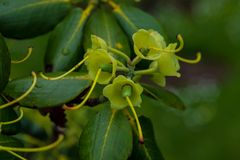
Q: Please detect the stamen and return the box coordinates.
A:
[126,96,144,143]
[149,34,184,53]
[11,47,33,64]
[0,134,64,152]
[63,69,102,110]
[176,52,202,64]
[0,72,37,110]
[175,34,184,52]
[40,56,89,80]
[0,107,23,126]
[121,85,132,97]
[3,149,27,160]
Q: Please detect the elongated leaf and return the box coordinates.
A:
[0,135,23,160]
[141,83,185,110]
[0,0,72,39]
[113,5,166,38]
[45,8,88,71]
[83,8,131,61]
[130,116,164,160]
[0,34,10,92]
[4,72,91,108]
[79,105,132,160]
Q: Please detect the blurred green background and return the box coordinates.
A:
[5,0,240,159]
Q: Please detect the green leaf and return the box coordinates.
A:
[45,7,88,71]
[0,34,10,92]
[113,5,166,38]
[130,116,165,160]
[0,135,23,160]
[4,72,91,108]
[0,100,21,135]
[79,105,132,160]
[83,8,131,61]
[0,0,72,39]
[141,83,185,110]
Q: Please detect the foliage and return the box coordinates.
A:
[0,0,203,159]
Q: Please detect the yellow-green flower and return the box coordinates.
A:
[103,75,143,109]
[85,49,117,84]
[157,43,181,77]
[133,29,166,60]
[150,73,166,87]
[91,35,107,50]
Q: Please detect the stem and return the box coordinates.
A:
[134,67,157,75]
[0,135,64,152]
[116,66,129,72]
[0,72,37,110]
[131,56,142,66]
[116,60,127,68]
[108,47,131,63]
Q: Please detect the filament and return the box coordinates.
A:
[176,52,202,64]
[0,107,23,126]
[126,96,144,143]
[174,34,184,52]
[149,34,184,53]
[40,56,89,80]
[11,47,33,64]
[3,149,26,160]
[0,134,64,152]
[63,69,102,110]
[0,72,37,110]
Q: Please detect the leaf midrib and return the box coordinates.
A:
[142,143,152,160]
[114,6,138,32]
[0,0,70,17]
[99,110,116,160]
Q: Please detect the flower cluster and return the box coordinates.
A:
[41,29,201,142]
[84,29,200,110]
